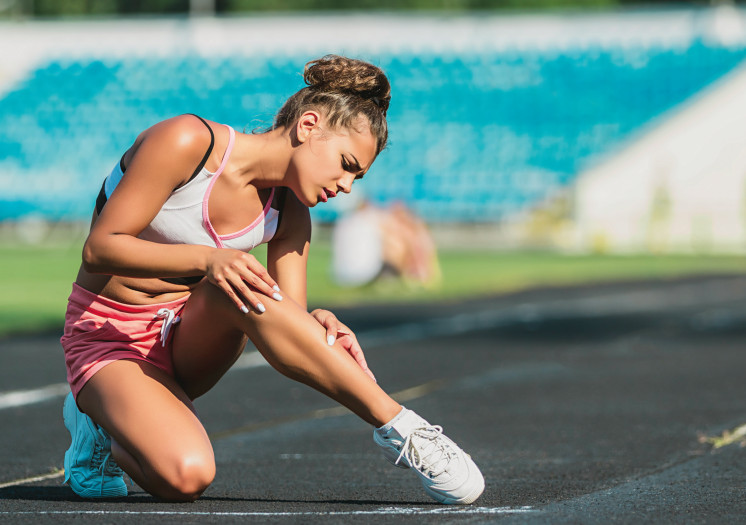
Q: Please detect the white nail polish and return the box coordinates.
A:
[273,285,280,292]
[240,305,249,314]
[327,335,335,346]
[256,303,266,313]
[273,292,283,301]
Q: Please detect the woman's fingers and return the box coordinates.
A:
[243,255,283,301]
[309,310,376,381]
[231,279,266,313]
[337,328,376,382]
[325,318,339,346]
[207,250,284,313]
[311,309,339,345]
[212,274,254,313]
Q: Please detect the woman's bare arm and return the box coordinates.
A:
[82,115,279,312]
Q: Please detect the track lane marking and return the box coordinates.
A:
[207,378,447,440]
[0,469,64,489]
[0,382,70,410]
[0,507,536,516]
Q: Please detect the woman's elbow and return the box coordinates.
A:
[81,238,104,273]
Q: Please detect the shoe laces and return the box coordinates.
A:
[90,430,124,495]
[394,425,456,478]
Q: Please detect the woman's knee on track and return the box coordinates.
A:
[152,452,216,502]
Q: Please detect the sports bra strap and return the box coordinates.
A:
[202,126,236,248]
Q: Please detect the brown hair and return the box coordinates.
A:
[274,55,391,154]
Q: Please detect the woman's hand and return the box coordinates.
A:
[311,309,376,382]
[206,249,283,313]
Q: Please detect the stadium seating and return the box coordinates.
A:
[1,42,745,222]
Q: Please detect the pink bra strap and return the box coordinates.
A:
[202,125,236,248]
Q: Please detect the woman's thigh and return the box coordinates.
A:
[76,359,215,498]
[171,282,249,399]
[172,280,400,427]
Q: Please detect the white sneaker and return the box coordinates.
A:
[373,407,485,505]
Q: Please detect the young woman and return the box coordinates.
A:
[60,55,484,505]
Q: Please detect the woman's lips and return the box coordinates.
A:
[321,189,336,202]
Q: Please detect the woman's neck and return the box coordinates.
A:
[231,127,292,189]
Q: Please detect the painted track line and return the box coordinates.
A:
[0,506,536,516]
[0,382,69,410]
[0,469,64,489]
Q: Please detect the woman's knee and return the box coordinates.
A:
[153,452,216,502]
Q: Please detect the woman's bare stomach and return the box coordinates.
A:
[75,266,198,305]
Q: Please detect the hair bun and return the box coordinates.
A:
[304,55,390,112]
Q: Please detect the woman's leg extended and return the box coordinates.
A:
[76,360,215,502]
[172,281,402,426]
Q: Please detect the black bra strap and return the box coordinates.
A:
[186,114,215,182]
[97,114,216,214]
[95,179,107,215]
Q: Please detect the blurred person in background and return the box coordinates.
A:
[332,197,441,288]
[60,55,483,505]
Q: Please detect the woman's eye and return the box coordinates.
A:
[341,158,350,170]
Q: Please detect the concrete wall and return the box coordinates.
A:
[569,58,746,254]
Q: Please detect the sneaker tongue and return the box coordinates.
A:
[388,410,430,439]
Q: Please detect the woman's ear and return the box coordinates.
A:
[296,110,321,144]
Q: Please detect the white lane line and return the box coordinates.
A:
[0,470,64,489]
[0,506,535,516]
[0,382,69,410]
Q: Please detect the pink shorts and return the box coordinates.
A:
[61,283,189,399]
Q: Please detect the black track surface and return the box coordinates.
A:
[1,276,745,524]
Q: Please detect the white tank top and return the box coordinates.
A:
[103,125,280,251]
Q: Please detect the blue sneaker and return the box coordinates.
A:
[63,392,127,498]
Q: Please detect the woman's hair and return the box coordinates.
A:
[274,55,391,155]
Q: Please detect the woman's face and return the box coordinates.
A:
[288,112,377,207]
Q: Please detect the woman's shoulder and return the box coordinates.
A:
[143,114,215,148]
[128,115,214,167]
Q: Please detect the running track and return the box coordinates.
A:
[1,276,746,524]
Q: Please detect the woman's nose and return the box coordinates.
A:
[337,175,354,194]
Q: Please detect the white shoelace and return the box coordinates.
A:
[394,425,456,477]
[155,308,181,345]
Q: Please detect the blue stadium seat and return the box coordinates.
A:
[1,43,746,222]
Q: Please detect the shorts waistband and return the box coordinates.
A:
[68,282,190,318]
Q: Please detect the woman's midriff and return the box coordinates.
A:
[75,267,196,306]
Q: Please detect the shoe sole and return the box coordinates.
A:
[424,459,485,505]
[63,394,127,499]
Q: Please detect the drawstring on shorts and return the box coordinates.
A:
[154,308,181,345]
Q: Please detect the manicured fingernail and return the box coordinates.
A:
[272,292,283,301]
[273,285,280,292]
[327,335,335,346]
[256,303,266,313]
[240,305,249,314]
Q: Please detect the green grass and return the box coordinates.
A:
[1,241,743,337]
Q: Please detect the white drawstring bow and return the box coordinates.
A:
[155,308,181,345]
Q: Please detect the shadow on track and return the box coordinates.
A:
[0,486,416,506]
